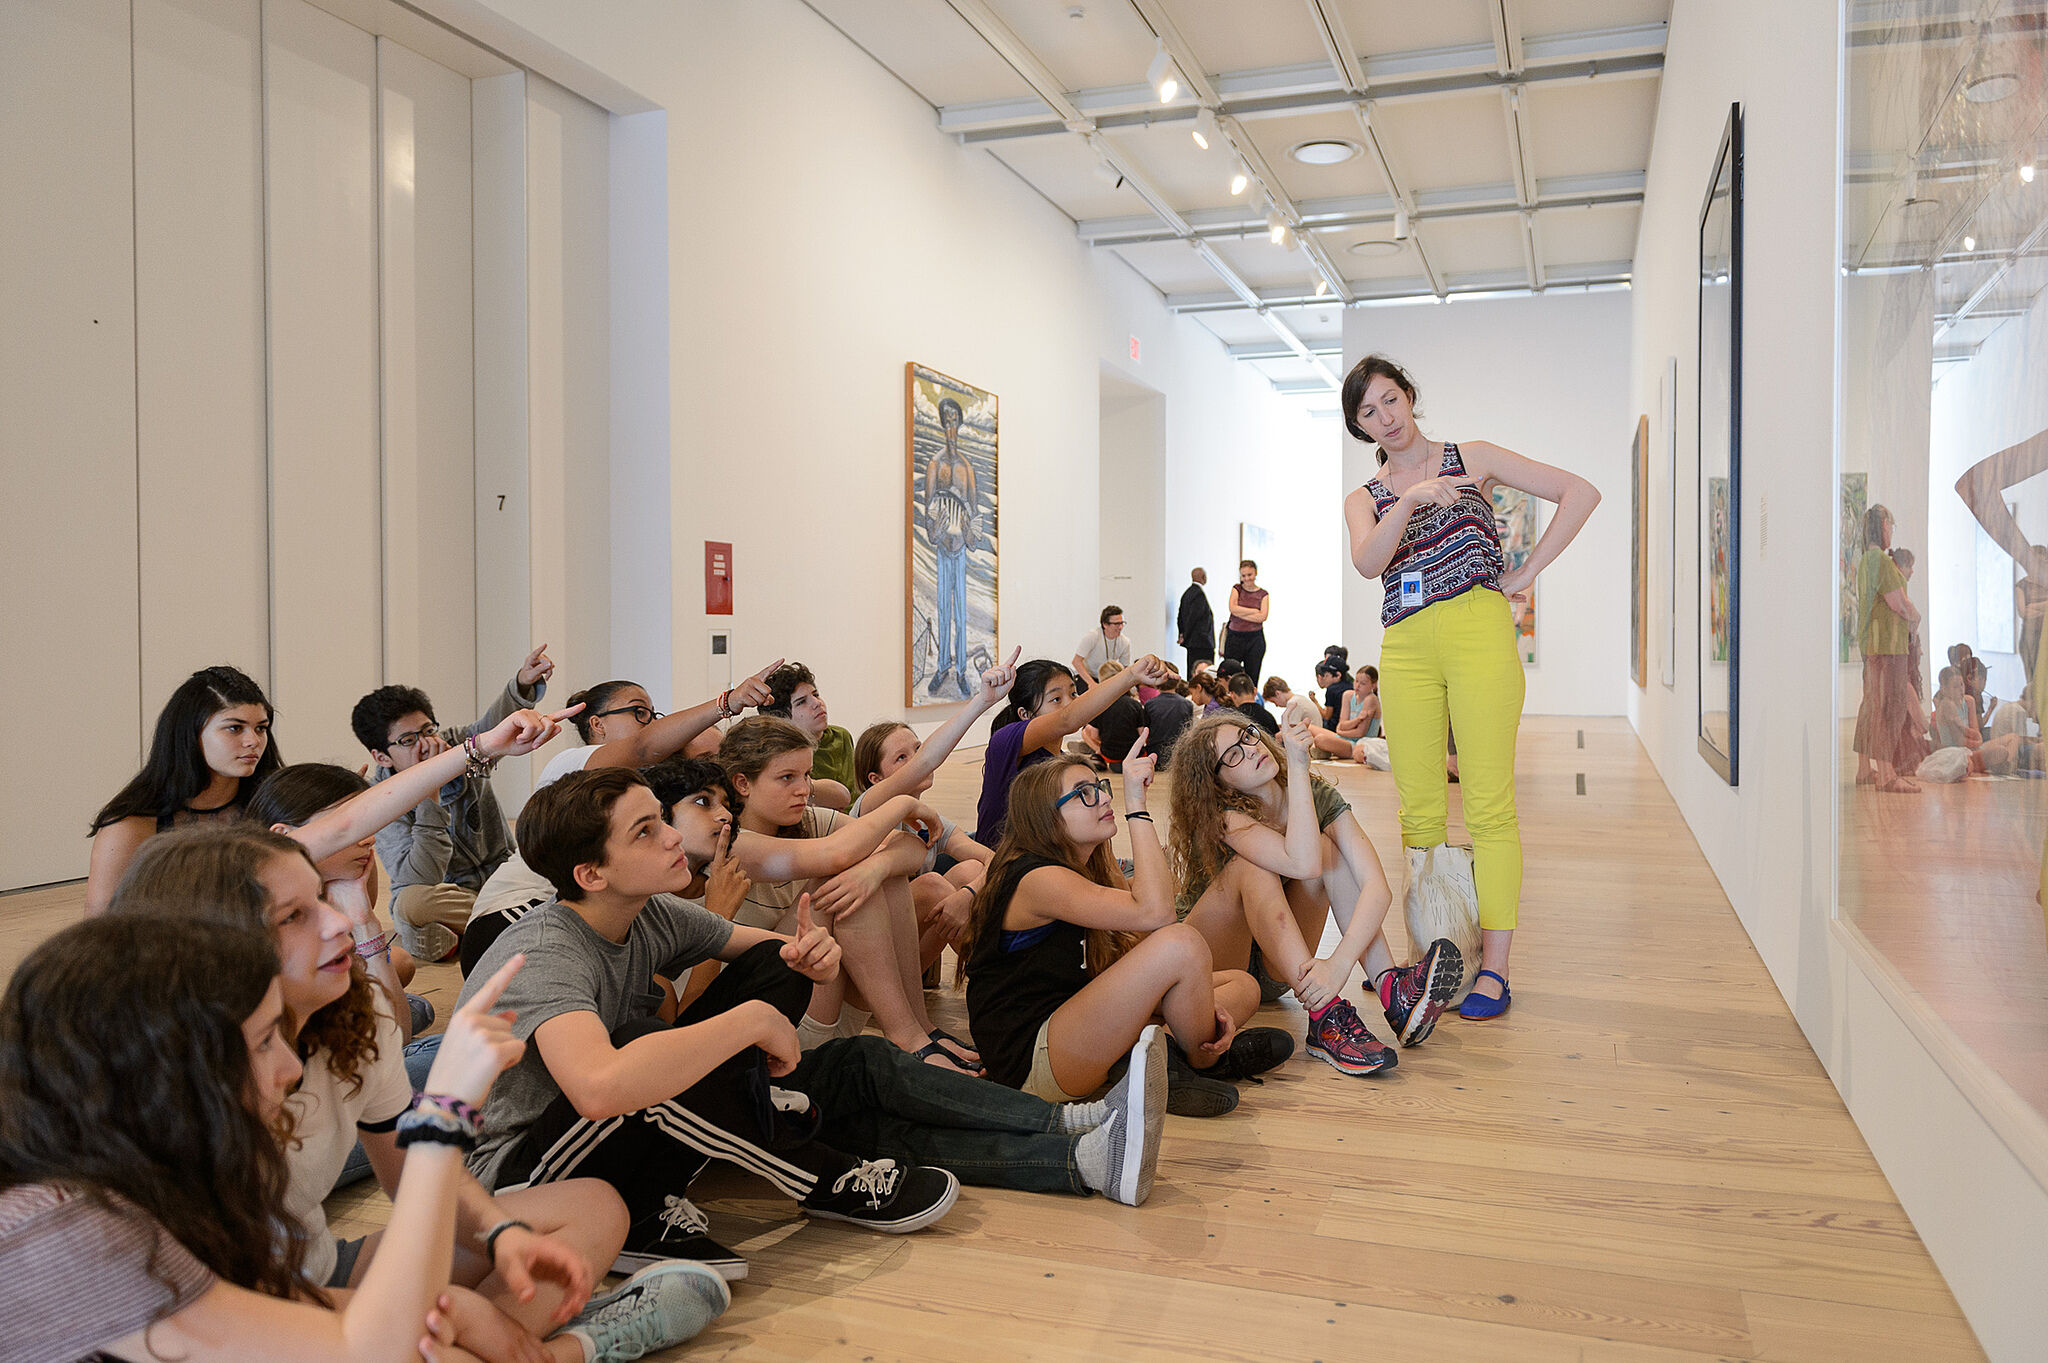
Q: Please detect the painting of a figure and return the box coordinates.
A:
[1709,476,1733,662]
[1840,473,1866,664]
[907,364,998,706]
[1491,484,1539,665]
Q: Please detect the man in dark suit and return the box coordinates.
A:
[1177,567,1215,672]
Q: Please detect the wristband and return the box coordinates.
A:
[717,689,736,721]
[483,1218,533,1260]
[417,1093,481,1127]
[395,1107,477,1152]
[463,733,498,782]
[352,931,393,960]
[1124,810,1153,823]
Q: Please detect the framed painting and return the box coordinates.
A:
[1631,414,1650,687]
[1698,102,1743,785]
[1839,472,1867,664]
[1491,485,1540,666]
[906,363,999,707]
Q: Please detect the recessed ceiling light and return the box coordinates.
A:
[1348,239,1403,257]
[1291,140,1360,166]
[1965,72,2020,103]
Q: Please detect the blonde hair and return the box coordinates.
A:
[967,757,1134,976]
[1097,660,1125,681]
[1165,712,1291,895]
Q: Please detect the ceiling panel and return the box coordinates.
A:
[1537,201,1640,267]
[1411,213,1523,278]
[1237,110,1391,206]
[983,0,1161,92]
[1523,0,1671,38]
[1329,0,1495,61]
[1370,95,1516,193]
[1207,234,1332,292]
[802,0,1036,106]
[984,139,1155,221]
[1524,80,1658,181]
[1098,120,1260,216]
[1110,239,1230,294]
[1315,225,1428,281]
[1160,0,1332,74]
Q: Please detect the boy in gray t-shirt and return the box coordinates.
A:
[457,765,963,1281]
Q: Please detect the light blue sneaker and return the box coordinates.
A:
[561,1260,731,1362]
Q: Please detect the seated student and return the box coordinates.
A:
[721,718,978,1072]
[349,644,554,962]
[974,654,1167,845]
[109,822,659,1363]
[458,767,959,1281]
[847,650,1016,958]
[965,741,1292,1118]
[463,666,779,973]
[758,661,857,811]
[84,665,282,915]
[0,915,725,1363]
[643,756,1165,1208]
[1188,673,1227,717]
[1141,675,1196,762]
[1314,653,1353,723]
[1082,661,1148,772]
[1168,713,1461,1060]
[1262,676,1321,732]
[1308,664,1382,759]
[1227,672,1279,734]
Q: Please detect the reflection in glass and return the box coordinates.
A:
[1841,1,2048,1125]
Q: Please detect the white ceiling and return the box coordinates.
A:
[803,0,1669,392]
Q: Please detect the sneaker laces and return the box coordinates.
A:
[577,1280,671,1357]
[656,1194,710,1240]
[828,1158,902,1208]
[1334,1002,1383,1054]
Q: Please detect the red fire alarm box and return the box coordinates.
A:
[704,541,733,615]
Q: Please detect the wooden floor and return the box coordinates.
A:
[1839,724,2048,1117]
[0,717,1987,1361]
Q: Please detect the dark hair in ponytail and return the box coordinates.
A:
[565,681,642,744]
[91,666,281,834]
[990,660,1075,734]
[1340,354,1420,465]
[244,763,369,831]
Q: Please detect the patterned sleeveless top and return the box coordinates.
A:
[1364,443,1504,628]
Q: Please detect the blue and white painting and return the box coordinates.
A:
[907,364,999,706]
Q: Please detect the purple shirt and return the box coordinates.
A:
[975,719,1052,844]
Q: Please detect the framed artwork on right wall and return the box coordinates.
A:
[1697,102,1743,786]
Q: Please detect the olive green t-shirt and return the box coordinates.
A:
[812,724,859,792]
[1176,775,1351,916]
[1857,547,1909,657]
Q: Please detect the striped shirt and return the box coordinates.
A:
[1365,443,1504,627]
[0,1183,214,1363]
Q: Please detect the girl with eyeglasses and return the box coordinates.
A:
[964,739,1293,1118]
[1167,714,1461,1078]
[973,655,1170,846]
[84,665,283,915]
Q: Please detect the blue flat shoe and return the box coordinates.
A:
[1458,970,1511,1020]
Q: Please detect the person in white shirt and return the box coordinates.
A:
[1071,605,1132,689]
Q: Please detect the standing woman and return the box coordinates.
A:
[1339,355,1600,1019]
[84,665,282,915]
[1852,504,1929,793]
[1221,561,1271,687]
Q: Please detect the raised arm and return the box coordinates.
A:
[1216,720,1322,879]
[732,793,938,883]
[467,645,553,736]
[860,649,1019,807]
[1019,655,1166,757]
[1463,441,1601,593]
[582,658,781,772]
[291,709,574,863]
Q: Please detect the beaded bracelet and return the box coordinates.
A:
[417,1093,482,1127]
[462,733,496,782]
[717,689,735,721]
[352,931,393,960]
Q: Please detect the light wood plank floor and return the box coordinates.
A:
[0,717,1986,1360]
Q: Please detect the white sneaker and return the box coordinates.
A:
[561,1260,730,1362]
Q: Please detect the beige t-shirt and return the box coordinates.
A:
[736,807,848,930]
[1282,695,1321,731]
[283,998,413,1284]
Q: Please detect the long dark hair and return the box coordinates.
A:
[966,757,1133,975]
[989,660,1075,734]
[246,763,370,831]
[1340,354,1420,464]
[0,913,319,1303]
[113,826,382,1094]
[90,666,282,834]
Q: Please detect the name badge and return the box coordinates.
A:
[1399,571,1424,605]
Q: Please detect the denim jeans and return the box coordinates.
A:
[934,546,968,677]
[789,1035,1086,1196]
[331,1031,443,1191]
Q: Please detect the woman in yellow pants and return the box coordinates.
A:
[1340,356,1601,1017]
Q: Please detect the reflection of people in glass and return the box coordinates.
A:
[1890,547,1922,699]
[922,397,980,699]
[1853,505,1929,793]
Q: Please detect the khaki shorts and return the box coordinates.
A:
[1021,1016,1092,1103]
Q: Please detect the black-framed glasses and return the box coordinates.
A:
[1213,726,1261,775]
[386,723,438,752]
[592,703,662,726]
[1055,777,1112,811]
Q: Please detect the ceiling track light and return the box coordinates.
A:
[1964,234,1977,251]
[1315,278,1330,298]
[1146,40,1179,104]
[1192,106,1218,152]
[1229,158,1250,196]
[1394,207,1410,240]
[2025,159,2037,184]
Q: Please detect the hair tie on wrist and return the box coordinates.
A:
[352,931,393,960]
[483,1218,534,1260]
[1124,810,1153,823]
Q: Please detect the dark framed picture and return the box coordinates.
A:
[1698,103,1742,785]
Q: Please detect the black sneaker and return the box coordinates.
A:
[614,1194,747,1282]
[801,1158,958,1233]
[1162,1040,1240,1117]
[1202,1026,1295,1083]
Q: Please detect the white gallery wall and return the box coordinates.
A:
[0,0,645,890]
[456,0,1344,736]
[1340,289,1633,717]
[1627,3,2047,1357]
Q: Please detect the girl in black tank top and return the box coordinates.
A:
[963,750,1283,1110]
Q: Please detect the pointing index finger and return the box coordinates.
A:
[545,705,584,722]
[462,952,525,1014]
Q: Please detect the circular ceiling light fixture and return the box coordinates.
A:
[1291,139,1360,165]
[1965,72,2020,103]
[1348,239,1403,257]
